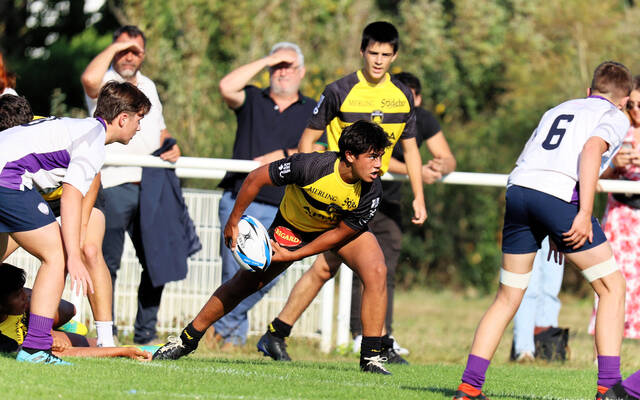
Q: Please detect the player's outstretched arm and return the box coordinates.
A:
[564,136,608,249]
[55,345,152,360]
[401,137,427,224]
[224,165,274,250]
[298,128,324,153]
[271,221,358,263]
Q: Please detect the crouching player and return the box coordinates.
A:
[453,61,634,400]
[0,81,150,365]
[0,263,151,360]
[154,121,394,374]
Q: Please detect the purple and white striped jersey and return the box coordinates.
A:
[508,96,630,202]
[0,117,106,196]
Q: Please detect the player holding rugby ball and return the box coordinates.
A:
[154,120,395,374]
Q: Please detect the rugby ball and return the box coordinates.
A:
[232,215,272,272]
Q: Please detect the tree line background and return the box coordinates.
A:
[2,0,639,293]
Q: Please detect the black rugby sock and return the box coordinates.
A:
[268,318,292,339]
[360,336,382,365]
[381,334,394,351]
[180,322,205,347]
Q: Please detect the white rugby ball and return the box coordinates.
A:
[232,215,272,272]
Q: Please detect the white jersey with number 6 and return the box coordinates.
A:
[508,96,629,202]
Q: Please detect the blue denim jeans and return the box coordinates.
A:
[102,183,164,343]
[213,191,279,345]
[512,236,564,355]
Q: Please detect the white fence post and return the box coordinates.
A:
[336,265,352,350]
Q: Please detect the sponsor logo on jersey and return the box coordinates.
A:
[308,186,337,202]
[274,226,302,247]
[278,162,291,178]
[341,197,357,209]
[37,202,50,215]
[380,98,407,109]
[347,98,375,108]
[313,95,325,115]
[371,110,384,124]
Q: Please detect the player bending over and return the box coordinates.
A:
[0,81,150,365]
[0,94,117,348]
[0,263,151,360]
[453,61,635,400]
[154,120,395,374]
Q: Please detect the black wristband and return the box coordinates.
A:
[282,148,289,157]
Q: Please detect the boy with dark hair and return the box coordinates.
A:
[256,21,427,366]
[0,263,151,360]
[360,21,399,53]
[154,120,396,374]
[0,95,33,131]
[0,81,150,365]
[453,61,633,399]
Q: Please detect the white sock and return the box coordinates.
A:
[95,321,115,347]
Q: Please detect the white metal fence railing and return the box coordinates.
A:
[8,155,640,353]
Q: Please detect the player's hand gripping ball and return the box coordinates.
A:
[232,215,272,272]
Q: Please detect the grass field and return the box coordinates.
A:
[2,288,640,399]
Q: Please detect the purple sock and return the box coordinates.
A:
[21,314,53,351]
[622,369,640,398]
[597,355,621,388]
[461,354,491,390]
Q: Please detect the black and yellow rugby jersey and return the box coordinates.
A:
[308,70,416,174]
[268,152,382,233]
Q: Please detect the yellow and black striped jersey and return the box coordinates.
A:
[308,70,416,174]
[269,152,382,233]
[0,313,26,351]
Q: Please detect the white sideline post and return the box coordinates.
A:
[336,264,352,349]
[320,277,335,353]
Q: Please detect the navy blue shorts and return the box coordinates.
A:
[0,186,56,232]
[502,185,607,254]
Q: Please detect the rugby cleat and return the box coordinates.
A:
[360,355,391,375]
[453,383,489,400]
[56,319,88,336]
[16,349,72,365]
[382,346,409,365]
[601,383,639,400]
[152,336,196,360]
[596,385,610,400]
[257,331,291,361]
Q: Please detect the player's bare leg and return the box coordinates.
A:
[12,222,68,363]
[277,252,341,325]
[336,231,389,373]
[82,208,116,346]
[469,252,535,360]
[0,233,20,261]
[12,223,66,320]
[566,242,624,357]
[566,242,625,396]
[153,261,292,360]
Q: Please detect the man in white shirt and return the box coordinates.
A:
[81,25,180,345]
[453,61,632,400]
